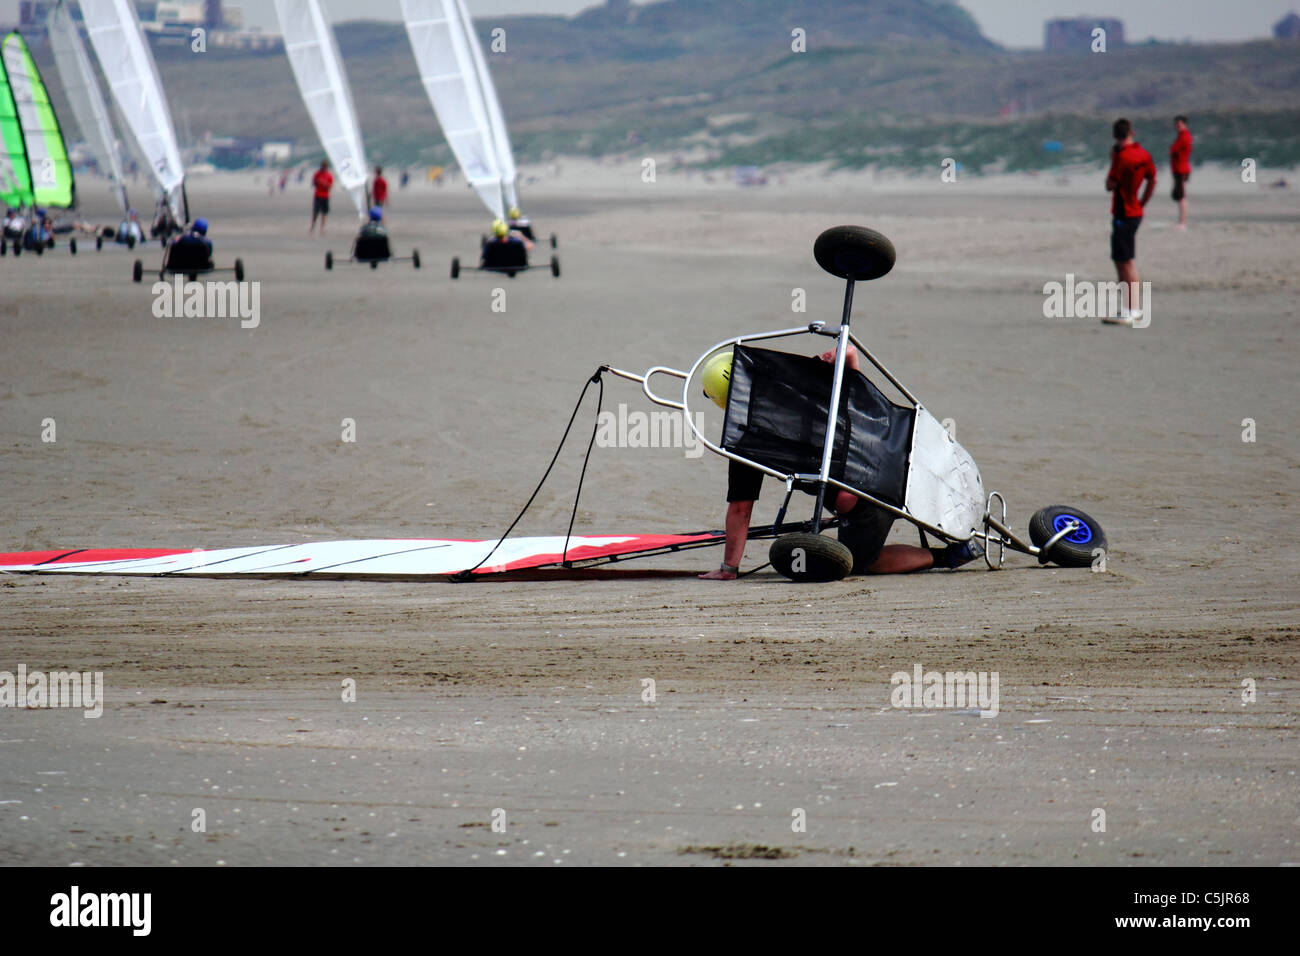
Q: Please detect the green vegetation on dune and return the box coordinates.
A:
[702,110,1300,174]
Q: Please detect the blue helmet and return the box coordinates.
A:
[192,218,209,235]
[35,208,46,218]
[369,206,383,221]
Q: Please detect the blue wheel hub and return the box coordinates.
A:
[1052,513,1092,545]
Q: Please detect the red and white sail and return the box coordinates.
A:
[0,533,724,579]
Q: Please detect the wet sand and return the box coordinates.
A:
[1,162,1297,865]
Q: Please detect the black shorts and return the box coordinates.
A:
[1171,172,1188,201]
[837,501,896,573]
[1110,216,1141,262]
[313,195,330,216]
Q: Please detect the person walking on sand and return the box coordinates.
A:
[1170,115,1193,230]
[1103,118,1156,326]
[309,160,334,235]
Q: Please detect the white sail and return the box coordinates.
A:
[48,0,128,214]
[273,0,368,215]
[79,0,185,221]
[455,0,517,212]
[400,0,507,220]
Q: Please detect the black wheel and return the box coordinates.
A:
[96,236,103,251]
[369,260,378,270]
[1028,505,1107,568]
[411,249,421,269]
[507,269,517,278]
[126,235,135,249]
[550,233,557,249]
[813,225,896,281]
[1,237,6,255]
[234,259,245,282]
[47,237,55,250]
[550,255,560,278]
[69,238,77,255]
[34,243,43,256]
[325,251,333,270]
[187,272,198,282]
[769,533,854,583]
[132,259,143,282]
[450,257,460,279]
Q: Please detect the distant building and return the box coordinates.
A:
[1275,12,1300,38]
[18,1,56,28]
[1045,17,1125,51]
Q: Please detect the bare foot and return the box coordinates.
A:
[698,568,737,581]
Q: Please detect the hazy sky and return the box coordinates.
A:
[3,0,1296,46]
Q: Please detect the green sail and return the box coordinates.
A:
[0,32,33,208]
[2,31,74,209]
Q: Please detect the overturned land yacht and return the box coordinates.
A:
[605,225,1108,582]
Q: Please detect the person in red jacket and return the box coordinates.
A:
[1104,118,1157,325]
[1170,115,1193,229]
[309,160,334,236]
[370,166,389,210]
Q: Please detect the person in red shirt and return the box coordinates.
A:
[310,160,334,235]
[1169,115,1193,229]
[369,166,389,210]
[1104,118,1157,325]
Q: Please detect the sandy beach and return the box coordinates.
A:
[1,161,1296,865]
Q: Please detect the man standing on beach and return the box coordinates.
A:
[370,166,389,211]
[1170,115,1193,230]
[1104,118,1157,326]
[310,160,333,235]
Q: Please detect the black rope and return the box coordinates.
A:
[562,373,604,565]
[450,369,605,581]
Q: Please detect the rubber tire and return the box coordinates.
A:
[1,237,6,255]
[69,238,77,255]
[325,251,333,270]
[1028,505,1107,568]
[132,259,143,283]
[12,241,19,257]
[450,257,460,279]
[127,235,135,249]
[550,234,557,249]
[813,225,896,282]
[234,259,245,282]
[551,255,560,278]
[96,236,103,251]
[34,243,43,256]
[412,249,420,269]
[769,533,854,583]
[370,260,378,270]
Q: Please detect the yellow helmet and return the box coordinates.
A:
[491,219,508,238]
[700,352,733,409]
[508,206,521,219]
